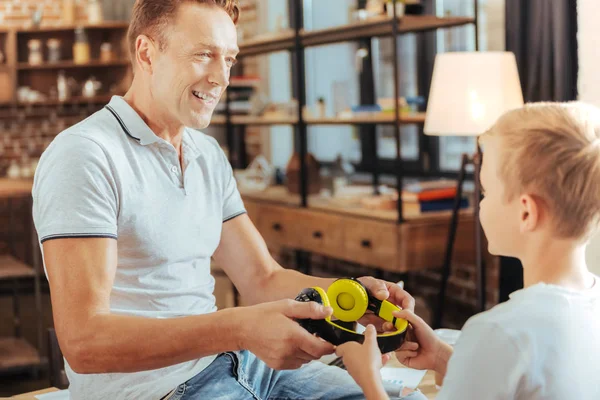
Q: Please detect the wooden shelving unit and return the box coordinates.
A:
[226,2,482,279]
[15,94,115,107]
[0,23,133,106]
[17,60,130,70]
[230,6,477,222]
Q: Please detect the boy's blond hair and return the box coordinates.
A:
[482,102,600,240]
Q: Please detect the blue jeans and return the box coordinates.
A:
[169,351,427,400]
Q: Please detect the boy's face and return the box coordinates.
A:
[479,136,523,257]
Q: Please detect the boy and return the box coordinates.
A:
[336,102,600,399]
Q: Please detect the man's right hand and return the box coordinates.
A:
[237,299,336,370]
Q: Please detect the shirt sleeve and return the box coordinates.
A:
[217,143,246,222]
[436,318,527,400]
[32,134,119,243]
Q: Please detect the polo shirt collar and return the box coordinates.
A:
[105,96,160,146]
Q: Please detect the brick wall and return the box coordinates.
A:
[0,107,99,176]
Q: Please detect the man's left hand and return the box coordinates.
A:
[355,276,415,331]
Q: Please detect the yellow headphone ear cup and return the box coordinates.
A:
[312,286,331,308]
[327,279,368,322]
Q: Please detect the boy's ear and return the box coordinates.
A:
[519,194,540,233]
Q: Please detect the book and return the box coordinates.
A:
[420,198,469,213]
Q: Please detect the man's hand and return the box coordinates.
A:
[393,309,452,374]
[238,299,336,370]
[356,276,415,331]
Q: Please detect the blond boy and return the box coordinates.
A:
[336,102,600,400]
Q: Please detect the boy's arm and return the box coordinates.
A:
[436,320,525,400]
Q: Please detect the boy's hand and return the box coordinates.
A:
[335,325,390,392]
[393,310,452,374]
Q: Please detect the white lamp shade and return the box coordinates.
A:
[424,52,524,136]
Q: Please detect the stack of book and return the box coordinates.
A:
[403,180,469,215]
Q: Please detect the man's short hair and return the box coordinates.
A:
[481,102,600,240]
[128,0,240,61]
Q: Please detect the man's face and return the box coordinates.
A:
[150,3,238,129]
[479,136,523,257]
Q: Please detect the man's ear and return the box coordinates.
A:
[519,194,540,233]
[134,35,156,74]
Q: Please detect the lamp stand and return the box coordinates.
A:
[434,146,485,329]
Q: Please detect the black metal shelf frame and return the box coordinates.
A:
[225,0,479,224]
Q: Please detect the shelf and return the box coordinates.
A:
[16,95,115,107]
[306,112,426,125]
[239,30,296,57]
[17,60,130,70]
[16,22,130,34]
[0,256,34,280]
[237,16,473,56]
[0,178,34,198]
[231,115,298,125]
[0,337,41,370]
[211,115,226,125]
[210,112,425,127]
[302,15,475,48]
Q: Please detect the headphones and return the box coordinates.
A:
[295,278,408,353]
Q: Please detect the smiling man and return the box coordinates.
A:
[32,1,416,399]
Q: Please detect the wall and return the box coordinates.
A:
[577,0,600,275]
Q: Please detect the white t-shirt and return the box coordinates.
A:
[33,97,246,400]
[438,275,600,400]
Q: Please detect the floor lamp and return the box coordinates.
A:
[423,52,524,328]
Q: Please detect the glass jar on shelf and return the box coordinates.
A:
[27,39,43,65]
[100,42,114,63]
[47,38,62,63]
[87,0,104,24]
[73,27,91,64]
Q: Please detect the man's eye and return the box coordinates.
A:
[226,58,237,67]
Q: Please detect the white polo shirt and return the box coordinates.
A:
[32,96,246,400]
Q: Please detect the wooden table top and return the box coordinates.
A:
[10,387,59,399]
[0,178,33,199]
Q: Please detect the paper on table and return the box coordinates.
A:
[35,390,70,400]
[380,367,427,389]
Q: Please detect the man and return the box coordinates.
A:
[33,1,415,399]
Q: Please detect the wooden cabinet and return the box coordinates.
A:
[245,196,477,274]
[342,218,399,271]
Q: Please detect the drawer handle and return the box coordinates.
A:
[272,223,282,231]
[361,239,372,249]
[313,231,323,239]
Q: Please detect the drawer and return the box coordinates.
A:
[256,205,296,248]
[296,210,343,257]
[342,218,398,271]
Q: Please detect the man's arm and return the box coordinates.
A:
[47,237,334,374]
[45,237,244,374]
